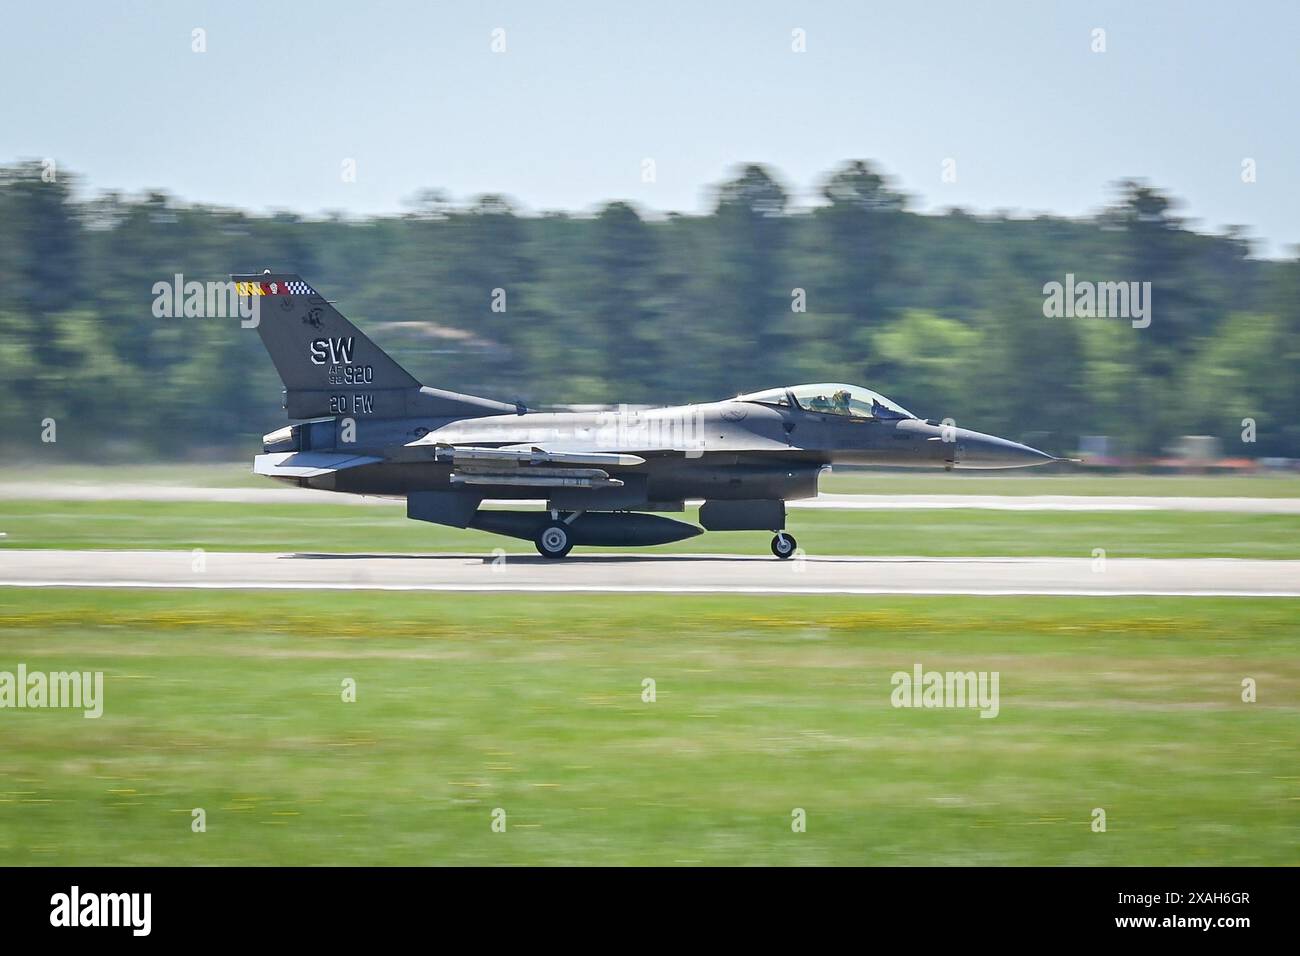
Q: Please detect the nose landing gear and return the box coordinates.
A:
[770,531,798,560]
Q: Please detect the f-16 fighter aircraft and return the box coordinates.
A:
[243,273,1072,559]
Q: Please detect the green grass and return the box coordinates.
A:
[0,589,1294,865]
[1,499,1298,559]
[0,463,269,488]
[822,471,1300,497]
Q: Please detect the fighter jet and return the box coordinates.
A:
[243,273,1071,559]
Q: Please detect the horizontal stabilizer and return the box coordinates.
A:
[253,451,383,479]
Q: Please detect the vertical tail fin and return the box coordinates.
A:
[237,273,515,421]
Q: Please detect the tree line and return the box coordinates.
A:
[1,159,1297,460]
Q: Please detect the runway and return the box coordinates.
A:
[0,549,1296,596]
[2,483,1299,513]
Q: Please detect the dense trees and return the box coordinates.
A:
[0,159,1295,460]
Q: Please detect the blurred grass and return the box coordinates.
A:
[0,589,1294,865]
[3,463,1300,497]
[0,463,269,489]
[823,471,1300,497]
[0,499,1298,558]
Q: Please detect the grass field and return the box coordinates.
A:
[0,589,1294,865]
[1,499,1298,559]
[0,463,271,489]
[824,472,1300,498]
[1,470,1295,866]
[3,462,1300,497]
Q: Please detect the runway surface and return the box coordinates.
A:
[1,483,1298,513]
[1,549,1296,596]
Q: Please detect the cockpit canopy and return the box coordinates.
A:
[735,383,917,420]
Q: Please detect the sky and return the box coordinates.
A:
[2,0,1296,256]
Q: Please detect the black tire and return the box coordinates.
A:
[535,522,574,559]
[771,532,797,560]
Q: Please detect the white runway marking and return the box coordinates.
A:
[0,550,1295,596]
[803,493,1300,514]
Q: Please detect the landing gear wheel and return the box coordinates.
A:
[771,532,797,560]
[535,522,574,559]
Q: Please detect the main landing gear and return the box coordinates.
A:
[535,521,574,559]
[770,531,798,560]
[531,514,797,561]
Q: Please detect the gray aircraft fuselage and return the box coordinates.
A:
[243,272,1067,558]
[269,401,1053,500]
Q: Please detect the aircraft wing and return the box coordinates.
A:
[432,444,645,467]
[417,443,643,489]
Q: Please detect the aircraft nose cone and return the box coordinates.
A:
[953,428,1057,469]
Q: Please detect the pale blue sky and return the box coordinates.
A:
[3,0,1295,255]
